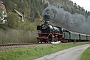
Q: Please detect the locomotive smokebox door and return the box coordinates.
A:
[37,25,41,30]
[43,15,50,21]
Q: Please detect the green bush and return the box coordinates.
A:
[0,29,37,44]
[7,12,20,28]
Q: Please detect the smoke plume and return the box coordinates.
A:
[42,5,90,34]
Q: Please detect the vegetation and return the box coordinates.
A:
[80,47,90,60]
[51,0,90,16]
[0,0,89,29]
[0,25,37,45]
[2,0,48,21]
[0,42,89,60]
[0,29,37,44]
[7,12,20,28]
[0,0,48,30]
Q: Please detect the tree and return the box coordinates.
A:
[77,5,81,10]
[73,3,78,9]
[86,10,88,14]
[7,12,20,28]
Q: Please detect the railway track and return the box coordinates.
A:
[0,43,35,46]
[0,43,51,51]
[0,42,88,51]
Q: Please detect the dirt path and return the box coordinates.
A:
[35,44,90,60]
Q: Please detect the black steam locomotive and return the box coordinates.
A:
[37,15,68,43]
[37,21,65,43]
[37,15,90,43]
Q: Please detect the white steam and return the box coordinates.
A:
[42,5,90,34]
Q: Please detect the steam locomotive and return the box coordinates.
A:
[37,15,90,43]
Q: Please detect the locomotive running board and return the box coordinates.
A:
[51,41,61,44]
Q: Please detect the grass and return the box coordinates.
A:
[0,42,89,60]
[0,29,37,44]
[80,47,90,60]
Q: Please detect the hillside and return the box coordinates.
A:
[0,0,89,30]
[45,0,89,16]
[0,0,48,30]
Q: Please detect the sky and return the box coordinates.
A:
[71,0,90,11]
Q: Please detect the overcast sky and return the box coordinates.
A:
[71,0,90,11]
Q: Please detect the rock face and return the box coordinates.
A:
[0,0,7,24]
[42,0,74,9]
[0,0,6,12]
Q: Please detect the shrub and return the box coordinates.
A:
[7,12,20,28]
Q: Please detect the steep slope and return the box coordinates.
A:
[43,0,88,16]
[0,0,89,30]
[2,0,88,20]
